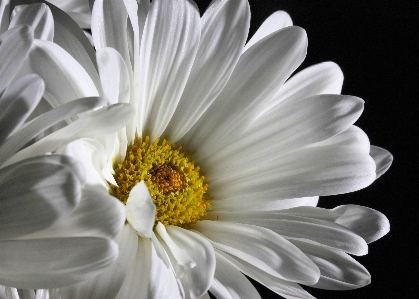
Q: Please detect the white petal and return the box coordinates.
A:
[58,225,138,299]
[205,211,368,256]
[165,226,216,298]
[0,74,44,144]
[92,0,132,70]
[182,26,307,160]
[290,239,371,290]
[212,145,376,203]
[96,47,130,104]
[0,97,105,166]
[125,181,156,238]
[0,0,10,34]
[0,237,118,289]
[210,196,319,212]
[21,39,98,107]
[165,0,250,142]
[369,145,393,180]
[34,290,49,299]
[333,205,390,244]
[193,220,319,285]
[6,103,134,166]
[115,235,183,299]
[23,187,125,241]
[215,249,316,299]
[308,125,370,153]
[210,250,261,299]
[139,0,200,140]
[10,4,54,40]
[16,289,34,299]
[244,10,292,52]
[46,2,102,93]
[0,155,81,239]
[205,94,364,179]
[56,138,108,189]
[0,25,33,93]
[260,61,344,115]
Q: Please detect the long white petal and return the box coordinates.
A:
[139,0,200,140]
[9,3,54,40]
[244,10,292,52]
[0,25,33,93]
[182,26,307,160]
[58,225,138,299]
[333,205,390,244]
[0,97,105,166]
[0,74,44,144]
[212,145,376,202]
[0,237,118,289]
[205,94,364,179]
[290,239,371,290]
[210,250,261,299]
[0,155,81,239]
[204,211,368,256]
[165,0,250,142]
[193,220,319,285]
[215,250,316,299]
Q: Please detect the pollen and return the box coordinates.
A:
[110,135,211,227]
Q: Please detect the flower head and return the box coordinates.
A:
[9,0,392,298]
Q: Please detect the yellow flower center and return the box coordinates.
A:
[110,136,210,227]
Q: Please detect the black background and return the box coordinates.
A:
[194,1,417,298]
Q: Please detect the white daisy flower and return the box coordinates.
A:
[9,0,392,298]
[0,22,135,291]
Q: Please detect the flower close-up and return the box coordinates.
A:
[1,0,395,298]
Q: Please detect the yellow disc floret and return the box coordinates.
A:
[110,135,210,227]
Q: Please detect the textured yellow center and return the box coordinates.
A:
[110,136,210,227]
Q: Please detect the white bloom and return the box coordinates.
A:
[11,1,392,298]
[0,21,134,290]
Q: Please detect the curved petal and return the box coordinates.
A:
[0,0,10,34]
[193,220,319,285]
[0,74,44,144]
[333,205,390,244]
[212,145,376,203]
[115,235,184,299]
[307,125,370,153]
[290,240,371,290]
[244,10,292,52]
[165,225,216,298]
[22,187,125,241]
[21,39,99,108]
[205,211,368,256]
[182,26,307,160]
[205,94,364,179]
[215,250,316,299]
[210,196,319,212]
[260,61,344,115]
[6,103,134,166]
[139,0,200,140]
[370,145,393,180]
[0,237,118,289]
[96,47,130,104]
[9,3,54,40]
[210,250,261,299]
[0,25,33,93]
[165,0,250,142]
[0,97,105,166]
[126,181,156,238]
[0,155,81,239]
[58,225,138,299]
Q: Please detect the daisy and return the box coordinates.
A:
[0,22,135,291]
[10,0,392,298]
